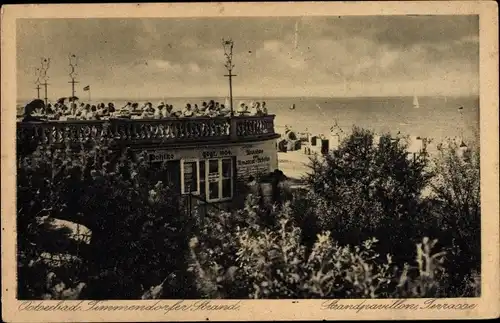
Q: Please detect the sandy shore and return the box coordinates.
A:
[277,150,313,181]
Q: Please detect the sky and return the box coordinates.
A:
[16,16,479,100]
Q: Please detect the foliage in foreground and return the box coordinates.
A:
[301,128,433,260]
[189,129,480,299]
[16,127,481,299]
[17,144,192,299]
[189,198,450,299]
[427,139,481,294]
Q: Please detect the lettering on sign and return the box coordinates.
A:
[245,149,264,156]
[237,156,271,166]
[237,144,271,179]
[202,149,232,159]
[149,151,176,163]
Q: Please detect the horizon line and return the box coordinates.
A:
[16,94,479,103]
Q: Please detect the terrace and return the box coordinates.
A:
[17,114,280,150]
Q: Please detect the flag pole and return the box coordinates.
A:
[88,87,91,102]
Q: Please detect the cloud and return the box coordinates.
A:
[149,59,182,72]
[16,16,479,99]
[372,15,479,47]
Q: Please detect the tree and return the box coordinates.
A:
[428,140,481,296]
[17,144,192,299]
[302,127,433,262]
[189,197,449,299]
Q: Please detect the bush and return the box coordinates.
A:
[289,129,481,297]
[302,127,433,262]
[17,126,481,299]
[17,144,191,299]
[427,140,481,296]
[189,198,449,299]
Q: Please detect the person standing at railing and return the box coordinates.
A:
[142,101,153,112]
[76,103,84,115]
[243,104,251,116]
[201,104,211,117]
[96,103,105,118]
[52,103,60,115]
[77,104,85,120]
[261,101,268,115]
[140,102,153,119]
[182,103,194,117]
[193,104,201,116]
[162,104,174,118]
[80,105,90,120]
[249,102,259,116]
[69,96,80,108]
[74,103,83,117]
[69,103,78,116]
[198,102,208,116]
[214,103,222,115]
[154,102,164,119]
[236,102,246,116]
[102,106,111,118]
[107,102,116,114]
[219,104,231,117]
[59,103,68,116]
[88,105,98,120]
[191,104,199,116]
[206,104,218,118]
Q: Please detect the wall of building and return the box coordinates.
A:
[142,138,278,183]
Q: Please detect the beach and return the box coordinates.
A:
[278,150,313,181]
[275,131,464,184]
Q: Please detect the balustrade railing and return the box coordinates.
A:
[17,115,278,148]
[234,115,275,138]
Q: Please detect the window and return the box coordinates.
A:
[180,159,200,195]
[221,158,232,199]
[181,157,234,202]
[204,158,234,202]
[207,159,220,200]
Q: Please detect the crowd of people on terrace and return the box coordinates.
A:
[21,98,269,122]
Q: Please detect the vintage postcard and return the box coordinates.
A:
[2,1,499,322]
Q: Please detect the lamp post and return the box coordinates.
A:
[222,39,237,117]
[34,67,41,99]
[40,58,51,106]
[68,54,79,99]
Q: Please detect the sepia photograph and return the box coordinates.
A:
[2,2,499,322]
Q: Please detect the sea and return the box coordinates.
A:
[17,95,479,145]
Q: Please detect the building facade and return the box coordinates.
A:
[17,115,280,205]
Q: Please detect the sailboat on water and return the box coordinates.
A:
[413,95,420,109]
[399,94,419,126]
